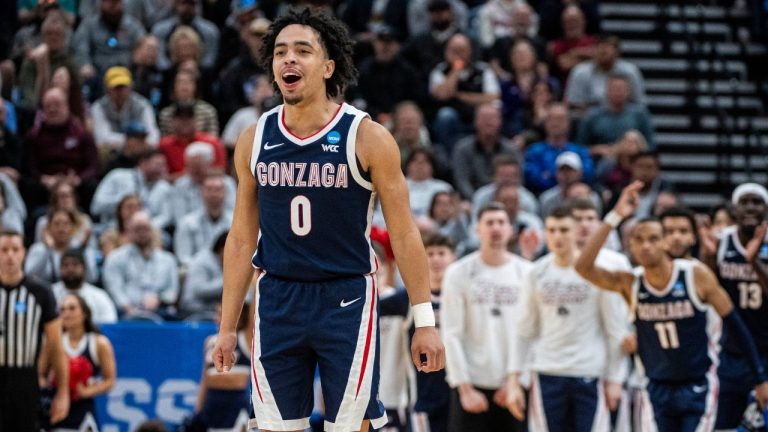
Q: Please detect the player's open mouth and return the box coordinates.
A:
[282,72,302,88]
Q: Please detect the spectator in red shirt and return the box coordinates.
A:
[158,102,225,177]
[548,5,597,84]
[24,87,100,211]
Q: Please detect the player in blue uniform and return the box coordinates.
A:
[701,183,768,429]
[211,8,444,432]
[575,182,768,431]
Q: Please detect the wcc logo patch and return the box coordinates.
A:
[322,131,341,152]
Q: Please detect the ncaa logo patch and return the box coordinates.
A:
[327,131,341,144]
[15,301,27,314]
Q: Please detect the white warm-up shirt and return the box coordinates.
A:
[441,251,531,389]
[510,249,631,382]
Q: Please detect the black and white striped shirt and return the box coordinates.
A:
[0,277,57,369]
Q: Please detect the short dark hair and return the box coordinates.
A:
[61,248,86,265]
[569,197,598,213]
[0,230,24,242]
[423,233,455,250]
[659,206,698,232]
[492,154,519,173]
[477,201,508,221]
[547,206,573,220]
[405,148,436,169]
[259,7,357,99]
[635,216,662,227]
[630,150,659,164]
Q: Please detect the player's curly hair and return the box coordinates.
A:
[259,7,358,99]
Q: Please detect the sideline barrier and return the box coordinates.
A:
[94,321,217,432]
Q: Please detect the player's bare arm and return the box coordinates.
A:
[574,181,643,303]
[358,118,445,373]
[214,125,260,373]
[744,222,768,296]
[695,260,768,406]
[693,261,734,317]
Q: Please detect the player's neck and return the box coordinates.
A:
[479,246,510,266]
[736,226,753,248]
[282,97,340,138]
[553,249,575,267]
[643,258,674,289]
[67,327,85,342]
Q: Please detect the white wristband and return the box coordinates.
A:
[603,210,623,228]
[412,302,436,328]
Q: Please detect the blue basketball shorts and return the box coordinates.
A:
[528,373,611,432]
[250,272,386,431]
[637,368,718,432]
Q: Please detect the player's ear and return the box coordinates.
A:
[323,59,335,79]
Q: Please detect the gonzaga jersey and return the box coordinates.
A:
[715,226,768,355]
[632,259,721,381]
[250,103,378,281]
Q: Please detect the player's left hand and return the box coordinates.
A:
[50,390,70,424]
[604,381,623,411]
[411,326,444,373]
[755,381,768,408]
[745,222,767,263]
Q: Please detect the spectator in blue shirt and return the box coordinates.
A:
[523,102,594,194]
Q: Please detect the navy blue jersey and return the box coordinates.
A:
[715,226,768,355]
[250,103,378,281]
[379,288,449,414]
[632,259,721,382]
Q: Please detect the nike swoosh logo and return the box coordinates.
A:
[263,142,284,150]
[340,297,362,308]
[692,385,707,393]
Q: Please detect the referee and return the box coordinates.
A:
[0,230,69,431]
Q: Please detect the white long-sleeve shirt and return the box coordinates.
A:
[441,251,531,389]
[510,250,631,383]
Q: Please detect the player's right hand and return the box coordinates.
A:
[613,181,644,219]
[458,384,489,414]
[505,379,526,420]
[212,330,237,373]
[411,326,445,373]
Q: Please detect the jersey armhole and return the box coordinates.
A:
[89,334,100,367]
[684,261,708,312]
[346,112,374,191]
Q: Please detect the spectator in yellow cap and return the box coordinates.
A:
[91,66,160,151]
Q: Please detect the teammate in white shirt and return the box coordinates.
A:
[441,202,531,432]
[506,206,629,432]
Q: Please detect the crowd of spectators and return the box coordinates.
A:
[0,0,705,326]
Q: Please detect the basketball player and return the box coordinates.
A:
[659,206,698,259]
[701,183,768,429]
[379,234,457,432]
[575,182,768,431]
[506,206,629,432]
[442,203,531,432]
[211,8,444,432]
